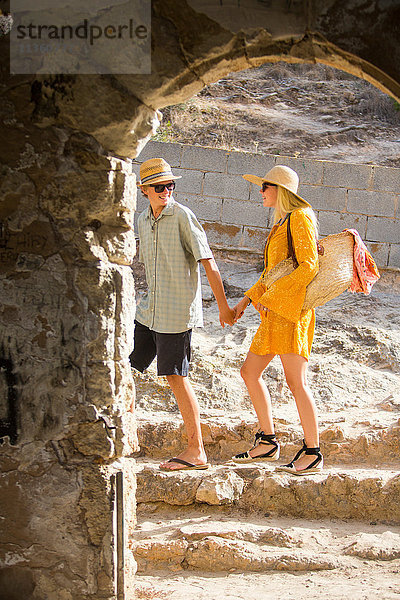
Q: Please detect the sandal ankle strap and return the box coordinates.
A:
[283,440,323,471]
[305,446,321,455]
[255,431,278,446]
[303,442,322,466]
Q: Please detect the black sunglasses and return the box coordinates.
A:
[150,181,176,193]
[262,182,277,192]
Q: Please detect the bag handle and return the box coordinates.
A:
[287,213,324,269]
[286,213,298,269]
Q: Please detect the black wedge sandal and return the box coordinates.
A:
[232,432,280,463]
[276,439,323,475]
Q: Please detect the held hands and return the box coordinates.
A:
[219,298,268,328]
[232,297,250,322]
[219,304,236,328]
[231,298,268,324]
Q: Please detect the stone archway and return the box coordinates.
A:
[1,1,399,598]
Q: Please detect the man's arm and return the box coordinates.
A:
[200,258,235,327]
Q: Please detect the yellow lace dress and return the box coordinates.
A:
[245,208,319,360]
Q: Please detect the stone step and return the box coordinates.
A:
[135,460,400,524]
[134,567,400,600]
[131,508,400,578]
[135,415,400,467]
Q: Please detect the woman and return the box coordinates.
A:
[232,165,323,475]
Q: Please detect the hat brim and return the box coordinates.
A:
[242,173,311,207]
[137,174,182,187]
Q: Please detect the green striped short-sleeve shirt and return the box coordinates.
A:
[135,200,213,333]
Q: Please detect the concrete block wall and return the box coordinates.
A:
[133,141,400,269]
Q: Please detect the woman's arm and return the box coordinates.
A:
[233,295,251,321]
[257,209,319,322]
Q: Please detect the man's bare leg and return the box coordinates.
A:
[159,375,207,470]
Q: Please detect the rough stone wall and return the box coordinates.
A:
[0,123,138,598]
[134,141,400,269]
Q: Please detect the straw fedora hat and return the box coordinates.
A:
[137,157,182,187]
[243,165,310,207]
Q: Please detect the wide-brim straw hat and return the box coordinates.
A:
[262,231,355,310]
[243,165,311,207]
[137,157,182,187]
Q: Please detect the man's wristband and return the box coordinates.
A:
[244,296,251,308]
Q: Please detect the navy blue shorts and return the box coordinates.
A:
[129,320,192,376]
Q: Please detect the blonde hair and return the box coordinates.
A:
[273,187,319,238]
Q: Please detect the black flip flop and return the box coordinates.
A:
[159,457,210,471]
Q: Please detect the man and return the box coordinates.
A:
[130,157,235,471]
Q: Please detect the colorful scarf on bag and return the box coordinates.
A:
[345,229,380,294]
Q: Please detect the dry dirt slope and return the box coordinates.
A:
[155,62,400,167]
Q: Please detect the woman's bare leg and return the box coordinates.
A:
[240,350,276,457]
[280,353,320,470]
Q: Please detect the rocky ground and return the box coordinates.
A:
[130,256,400,600]
[133,509,400,600]
[155,62,400,167]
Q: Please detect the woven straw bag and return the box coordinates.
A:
[262,231,355,310]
